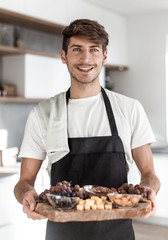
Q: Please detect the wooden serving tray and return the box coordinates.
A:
[35,200,151,222]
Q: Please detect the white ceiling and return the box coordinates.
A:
[81,0,168,16]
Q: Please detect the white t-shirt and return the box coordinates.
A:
[19,90,156,170]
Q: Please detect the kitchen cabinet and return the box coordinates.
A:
[0,8,65,102]
[2,54,70,99]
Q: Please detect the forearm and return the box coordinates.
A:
[13,158,46,220]
[14,158,42,204]
[140,171,160,194]
[14,179,37,204]
[132,144,160,195]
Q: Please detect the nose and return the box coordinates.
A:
[79,50,91,64]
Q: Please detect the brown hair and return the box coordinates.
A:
[62,19,109,54]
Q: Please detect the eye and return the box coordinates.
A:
[91,48,99,52]
[73,48,81,51]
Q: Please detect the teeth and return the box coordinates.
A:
[78,67,93,71]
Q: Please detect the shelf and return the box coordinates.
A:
[0,163,20,175]
[105,64,128,71]
[0,45,23,55]
[0,45,60,58]
[0,96,44,103]
[0,8,64,35]
[0,9,64,58]
[0,9,63,104]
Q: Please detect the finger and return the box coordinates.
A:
[27,211,47,220]
[142,200,157,218]
[23,204,46,220]
[23,200,36,212]
[147,191,156,203]
[30,202,36,211]
[142,207,156,218]
[23,194,37,210]
[22,193,46,220]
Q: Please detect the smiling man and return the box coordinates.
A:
[61,37,107,87]
[14,19,160,240]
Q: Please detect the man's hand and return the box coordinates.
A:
[22,190,46,220]
[14,158,46,220]
[141,186,157,218]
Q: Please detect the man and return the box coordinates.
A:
[14,19,160,240]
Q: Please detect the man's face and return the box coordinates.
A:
[61,37,107,85]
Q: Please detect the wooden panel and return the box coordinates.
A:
[0,96,44,103]
[0,45,60,58]
[105,64,128,71]
[0,8,64,35]
[35,200,152,222]
[0,45,24,55]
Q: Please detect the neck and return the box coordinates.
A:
[69,83,102,99]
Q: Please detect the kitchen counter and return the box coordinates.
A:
[0,162,20,177]
[151,145,168,154]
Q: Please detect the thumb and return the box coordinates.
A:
[30,202,36,211]
[23,191,37,211]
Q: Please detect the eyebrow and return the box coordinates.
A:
[70,44,101,49]
[70,44,82,49]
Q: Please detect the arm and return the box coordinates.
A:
[132,144,160,217]
[14,157,46,220]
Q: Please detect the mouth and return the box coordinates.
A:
[76,66,94,72]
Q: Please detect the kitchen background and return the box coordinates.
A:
[0,0,168,239]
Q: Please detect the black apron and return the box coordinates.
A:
[46,87,135,240]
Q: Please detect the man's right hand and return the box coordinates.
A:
[22,190,46,220]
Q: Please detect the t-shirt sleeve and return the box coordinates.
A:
[19,109,47,160]
[130,100,156,149]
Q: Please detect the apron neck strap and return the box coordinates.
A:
[101,87,118,136]
[66,87,118,136]
[66,88,70,104]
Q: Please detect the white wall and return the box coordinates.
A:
[111,12,168,147]
[0,0,25,14]
[113,12,168,225]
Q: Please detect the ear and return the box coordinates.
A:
[103,49,107,64]
[61,49,66,64]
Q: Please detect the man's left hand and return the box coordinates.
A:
[142,186,157,218]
